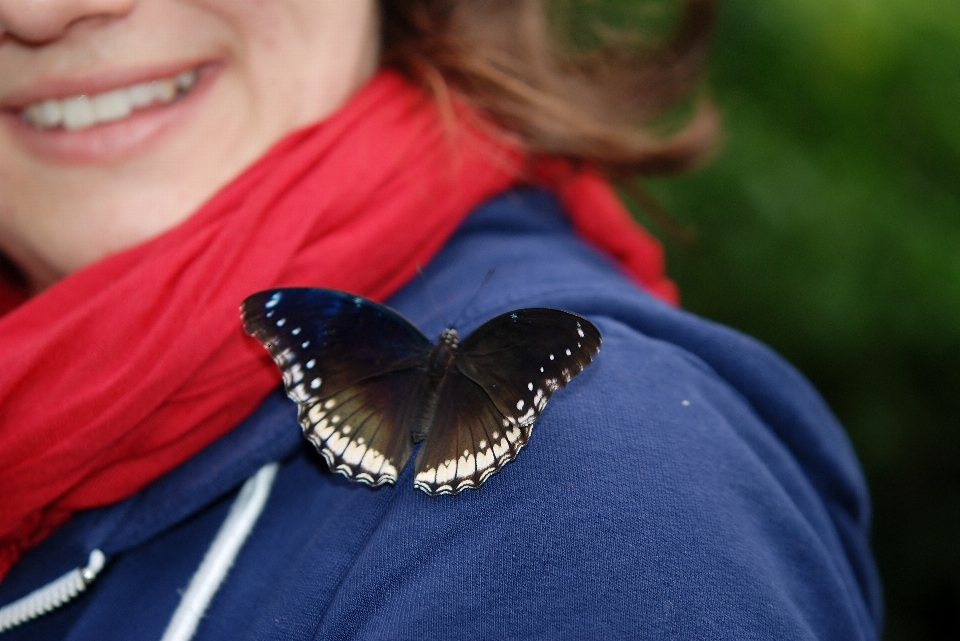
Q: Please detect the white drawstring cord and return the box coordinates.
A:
[0,549,106,633]
[160,462,279,641]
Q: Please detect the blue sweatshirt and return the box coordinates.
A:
[0,190,882,640]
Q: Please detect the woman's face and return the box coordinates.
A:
[0,0,380,291]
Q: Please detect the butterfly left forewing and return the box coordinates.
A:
[242,288,432,405]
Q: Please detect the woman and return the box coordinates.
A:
[0,1,882,639]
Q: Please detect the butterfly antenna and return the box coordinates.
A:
[416,264,449,329]
[450,268,496,330]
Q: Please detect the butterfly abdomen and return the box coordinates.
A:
[412,338,458,442]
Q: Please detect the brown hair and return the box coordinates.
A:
[380,0,719,178]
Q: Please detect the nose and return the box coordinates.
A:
[0,0,134,44]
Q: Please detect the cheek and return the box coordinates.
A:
[200,0,382,129]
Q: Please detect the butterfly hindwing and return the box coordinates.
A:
[300,370,426,486]
[413,368,526,495]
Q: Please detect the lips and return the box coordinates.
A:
[20,69,200,131]
[0,63,218,164]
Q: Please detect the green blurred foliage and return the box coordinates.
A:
[562,1,960,639]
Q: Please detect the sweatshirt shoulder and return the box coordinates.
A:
[327,190,882,640]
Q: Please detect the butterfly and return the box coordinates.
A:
[241,288,601,495]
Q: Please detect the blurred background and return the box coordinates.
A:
[560,0,960,639]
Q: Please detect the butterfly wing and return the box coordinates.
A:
[295,371,425,486]
[242,288,433,486]
[413,308,601,495]
[412,368,520,495]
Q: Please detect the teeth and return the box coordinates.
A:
[153,78,177,103]
[62,96,95,130]
[127,82,155,108]
[175,70,196,91]
[26,99,62,128]
[20,68,199,131]
[92,89,132,123]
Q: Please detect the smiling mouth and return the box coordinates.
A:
[19,68,200,132]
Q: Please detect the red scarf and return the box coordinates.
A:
[0,70,676,579]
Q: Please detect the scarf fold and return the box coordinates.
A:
[0,70,676,579]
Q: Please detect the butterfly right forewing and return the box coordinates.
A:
[455,308,601,427]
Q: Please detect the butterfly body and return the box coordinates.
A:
[241,288,601,495]
[410,333,458,442]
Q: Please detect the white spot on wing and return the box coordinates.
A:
[265,292,282,308]
[415,467,437,486]
[292,327,301,336]
[457,452,477,479]
[327,431,350,456]
[476,448,495,472]
[289,384,312,403]
[343,440,369,465]
[518,407,535,425]
[358,447,381,471]
[277,318,286,327]
[527,382,534,391]
[307,404,326,423]
[436,459,456,484]
[380,460,398,479]
[312,417,334,441]
[289,363,304,384]
[534,389,545,410]
[517,399,524,410]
